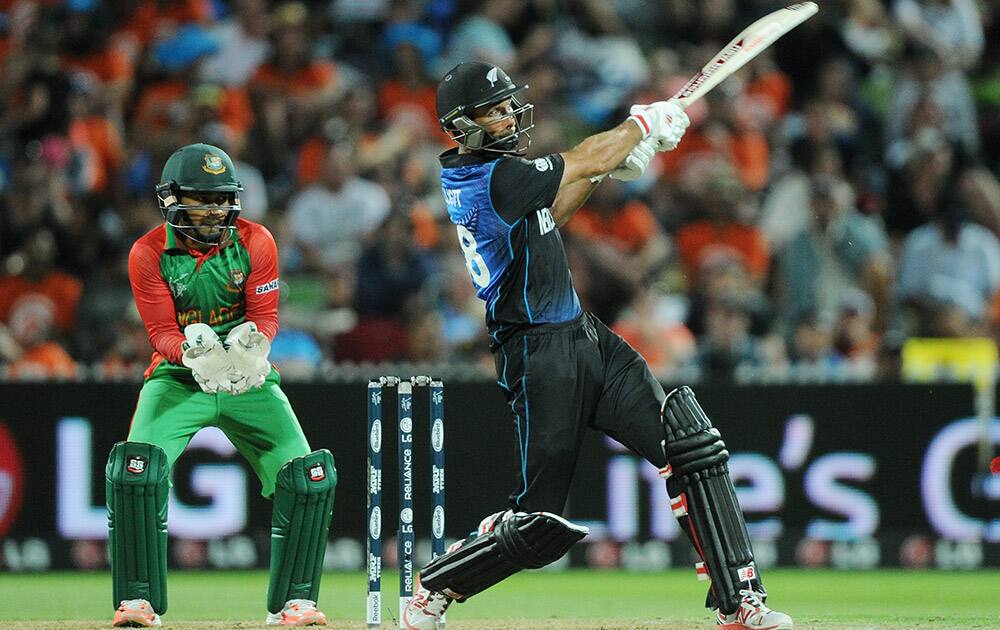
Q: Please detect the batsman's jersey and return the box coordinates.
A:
[439,149,582,347]
[128,218,280,378]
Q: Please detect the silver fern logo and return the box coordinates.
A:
[486,67,499,87]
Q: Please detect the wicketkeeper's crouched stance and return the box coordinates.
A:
[402,62,792,630]
[108,144,336,627]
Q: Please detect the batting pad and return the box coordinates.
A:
[106,441,170,614]
[420,511,588,601]
[267,449,337,614]
[661,387,761,614]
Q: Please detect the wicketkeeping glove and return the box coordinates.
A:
[628,99,689,152]
[181,323,231,394]
[224,321,271,396]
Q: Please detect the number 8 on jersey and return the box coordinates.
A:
[456,225,491,288]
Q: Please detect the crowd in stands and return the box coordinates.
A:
[1,0,999,382]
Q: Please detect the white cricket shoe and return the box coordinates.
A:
[112,599,162,627]
[402,581,452,630]
[716,589,793,629]
[265,599,327,626]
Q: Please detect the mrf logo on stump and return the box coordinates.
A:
[127,456,148,474]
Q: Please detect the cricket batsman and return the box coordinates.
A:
[401,63,793,629]
[108,143,335,627]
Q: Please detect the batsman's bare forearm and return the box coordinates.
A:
[552,178,600,227]
[551,120,642,226]
[559,120,642,185]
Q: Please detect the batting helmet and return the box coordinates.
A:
[436,62,534,155]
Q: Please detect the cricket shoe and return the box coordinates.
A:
[716,589,793,629]
[265,599,327,626]
[402,579,452,630]
[112,599,161,627]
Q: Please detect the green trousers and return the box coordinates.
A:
[129,362,311,497]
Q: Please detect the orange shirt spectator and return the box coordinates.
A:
[378,80,438,130]
[8,342,77,379]
[62,43,133,87]
[614,316,695,375]
[250,60,337,96]
[676,221,771,285]
[133,82,253,135]
[746,69,793,118]
[657,126,770,192]
[567,199,657,253]
[297,135,328,186]
[69,115,124,194]
[0,272,83,335]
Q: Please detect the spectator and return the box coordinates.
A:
[790,311,840,370]
[377,20,442,131]
[249,2,340,166]
[436,0,522,73]
[777,175,892,333]
[760,139,845,249]
[98,303,151,380]
[132,26,253,156]
[958,165,1000,241]
[612,286,696,378]
[436,254,486,361]
[897,161,1000,335]
[675,161,770,288]
[565,179,669,325]
[833,288,880,376]
[67,73,125,200]
[119,0,213,49]
[199,0,271,87]
[7,54,73,147]
[285,146,391,273]
[841,0,902,66]
[59,3,134,110]
[885,40,980,168]
[0,228,83,372]
[886,127,955,235]
[893,0,984,72]
[354,212,433,319]
[694,290,769,382]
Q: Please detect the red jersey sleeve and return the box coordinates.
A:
[242,221,280,340]
[128,237,185,363]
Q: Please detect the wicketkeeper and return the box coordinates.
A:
[108,143,336,627]
[401,63,793,630]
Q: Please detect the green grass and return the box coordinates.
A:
[0,569,998,629]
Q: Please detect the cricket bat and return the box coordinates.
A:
[671,2,819,109]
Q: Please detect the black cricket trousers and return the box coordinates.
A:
[493,312,669,513]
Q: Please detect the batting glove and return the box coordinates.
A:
[224,321,271,396]
[181,323,231,394]
[610,138,657,181]
[628,100,689,152]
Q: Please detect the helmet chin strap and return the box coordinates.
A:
[478,129,531,156]
[170,220,235,246]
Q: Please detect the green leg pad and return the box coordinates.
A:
[106,441,170,615]
[267,449,338,614]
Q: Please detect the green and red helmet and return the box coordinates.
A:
[156,143,243,244]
